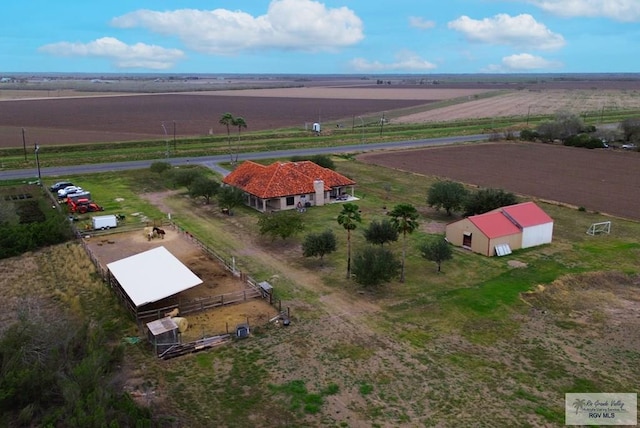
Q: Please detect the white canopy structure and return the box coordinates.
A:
[107,246,202,307]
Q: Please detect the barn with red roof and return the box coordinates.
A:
[445,202,553,256]
[222,160,356,212]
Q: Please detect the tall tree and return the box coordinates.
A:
[388,203,419,283]
[363,219,398,246]
[231,116,247,164]
[188,176,219,204]
[170,167,204,189]
[336,203,362,279]
[217,186,246,213]
[427,180,468,216]
[620,117,640,144]
[258,211,305,241]
[219,112,234,163]
[419,236,453,273]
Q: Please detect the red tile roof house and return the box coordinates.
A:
[445,202,554,256]
[222,160,356,212]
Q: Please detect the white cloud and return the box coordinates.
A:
[448,14,565,50]
[111,0,364,54]
[39,37,185,69]
[502,53,562,69]
[484,53,563,72]
[409,16,436,30]
[527,0,640,22]
[349,50,437,72]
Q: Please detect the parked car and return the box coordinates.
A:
[57,186,83,198]
[49,181,74,193]
[621,143,637,150]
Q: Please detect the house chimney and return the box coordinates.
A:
[314,179,325,206]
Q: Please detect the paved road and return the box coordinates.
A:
[1,134,488,181]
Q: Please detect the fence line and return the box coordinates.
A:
[136,288,262,323]
[74,219,280,324]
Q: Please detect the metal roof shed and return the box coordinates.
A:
[147,317,180,356]
[106,246,203,320]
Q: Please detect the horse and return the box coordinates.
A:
[153,227,166,239]
[143,226,154,241]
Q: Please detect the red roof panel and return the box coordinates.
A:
[468,211,521,239]
[502,202,553,227]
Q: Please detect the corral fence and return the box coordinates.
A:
[72,218,285,328]
[135,287,263,323]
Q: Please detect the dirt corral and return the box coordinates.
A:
[83,227,279,338]
[358,141,640,221]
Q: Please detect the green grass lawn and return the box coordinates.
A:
[5,153,640,427]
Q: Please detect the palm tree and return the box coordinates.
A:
[337,203,361,279]
[388,203,419,283]
[219,112,234,163]
[231,116,247,164]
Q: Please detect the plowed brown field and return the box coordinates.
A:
[357,142,640,221]
[3,76,640,148]
[0,93,429,147]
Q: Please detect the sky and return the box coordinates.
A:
[2,0,640,74]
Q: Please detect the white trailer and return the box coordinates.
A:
[92,214,117,230]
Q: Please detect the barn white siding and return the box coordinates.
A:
[521,222,553,248]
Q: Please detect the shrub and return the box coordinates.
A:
[167,167,205,189]
[149,161,172,174]
[519,129,539,141]
[564,134,605,149]
[0,316,152,426]
[290,154,336,170]
[302,230,337,261]
[352,246,400,287]
[464,188,518,216]
[363,219,398,246]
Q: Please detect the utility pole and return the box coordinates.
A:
[22,128,27,161]
[173,120,177,152]
[34,143,41,185]
[161,122,169,158]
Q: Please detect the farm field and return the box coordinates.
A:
[393,88,640,123]
[2,75,640,148]
[357,141,640,221]
[0,93,428,147]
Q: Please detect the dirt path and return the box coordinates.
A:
[141,191,379,319]
[140,191,434,426]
